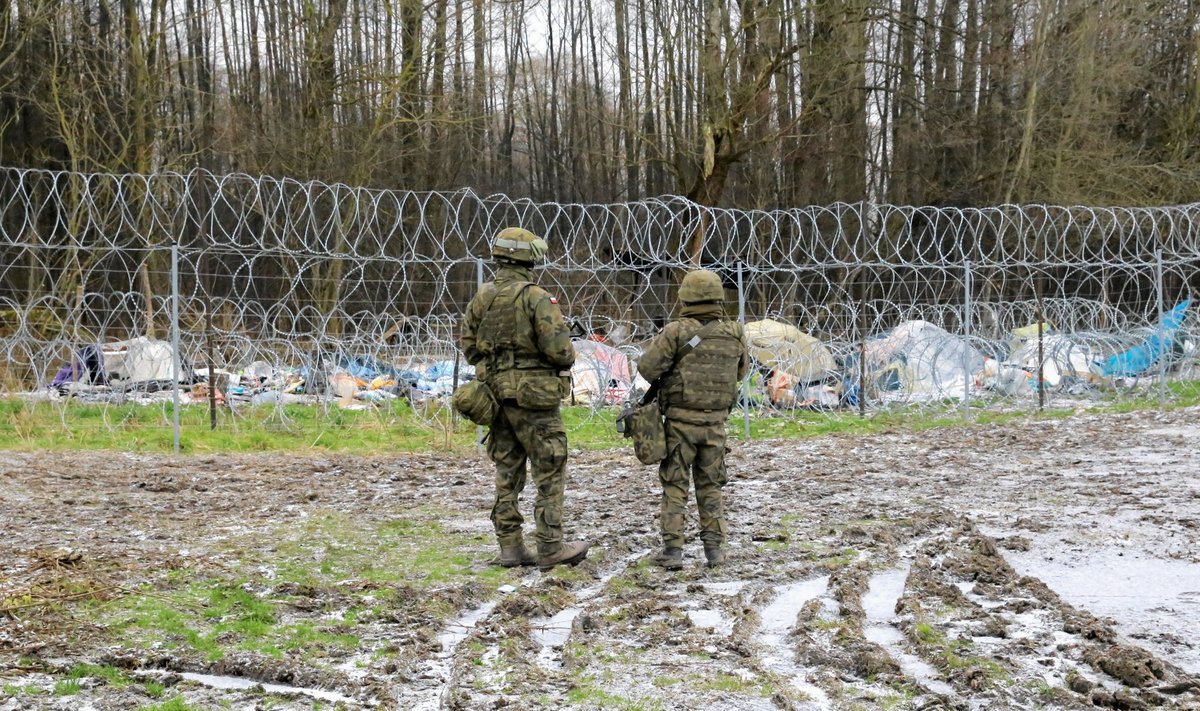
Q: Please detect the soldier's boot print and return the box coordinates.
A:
[537,540,590,571]
[652,546,683,571]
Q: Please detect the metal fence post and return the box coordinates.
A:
[737,261,749,440]
[171,244,181,454]
[206,305,217,430]
[858,286,867,418]
[476,258,485,454]
[962,260,972,413]
[1156,249,1166,403]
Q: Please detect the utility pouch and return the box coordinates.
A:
[451,379,499,425]
[514,374,565,409]
[619,402,667,465]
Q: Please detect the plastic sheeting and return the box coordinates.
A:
[864,320,984,401]
[101,337,177,383]
[979,334,1098,396]
[1095,299,1191,378]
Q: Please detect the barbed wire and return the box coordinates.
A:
[0,166,1197,433]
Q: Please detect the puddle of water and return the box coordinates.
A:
[179,672,357,705]
[862,565,956,698]
[685,608,734,637]
[531,548,651,656]
[702,580,749,596]
[437,600,498,653]
[403,597,504,711]
[760,577,830,635]
[754,576,832,708]
[1002,547,1200,674]
[532,605,582,648]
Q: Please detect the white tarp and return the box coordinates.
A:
[102,337,177,383]
[865,320,984,401]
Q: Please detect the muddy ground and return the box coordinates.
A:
[2,407,1199,710]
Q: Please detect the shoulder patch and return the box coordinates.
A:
[549,296,558,304]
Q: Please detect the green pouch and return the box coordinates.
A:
[514,374,565,409]
[451,379,499,425]
[629,402,667,464]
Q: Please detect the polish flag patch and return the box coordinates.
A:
[549,296,559,304]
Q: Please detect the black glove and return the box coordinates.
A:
[616,402,637,437]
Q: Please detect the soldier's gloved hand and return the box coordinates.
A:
[529,238,549,261]
[616,404,636,437]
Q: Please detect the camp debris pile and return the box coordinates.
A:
[43,345,476,411]
[734,298,1196,410]
[36,298,1196,412]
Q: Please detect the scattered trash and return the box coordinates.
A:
[34,299,1198,413]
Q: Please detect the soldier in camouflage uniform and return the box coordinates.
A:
[635,269,748,569]
[461,227,591,571]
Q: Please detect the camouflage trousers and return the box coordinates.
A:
[658,418,728,548]
[487,402,568,557]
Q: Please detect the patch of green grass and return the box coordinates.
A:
[7,382,1197,455]
[566,678,662,710]
[560,406,627,449]
[143,681,166,698]
[0,398,461,453]
[876,688,918,710]
[694,671,774,697]
[940,651,1005,677]
[1168,378,1200,401]
[139,696,207,711]
[89,507,514,661]
[757,538,791,552]
[914,622,943,644]
[817,548,860,569]
[3,683,45,696]
[67,663,132,688]
[278,621,360,653]
[465,641,489,666]
[53,679,81,696]
[270,510,517,589]
[603,574,641,597]
[97,571,368,662]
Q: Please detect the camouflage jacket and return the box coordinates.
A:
[637,303,748,424]
[461,264,574,396]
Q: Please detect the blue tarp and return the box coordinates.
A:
[1096,299,1191,377]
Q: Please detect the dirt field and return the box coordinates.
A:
[2,407,1199,710]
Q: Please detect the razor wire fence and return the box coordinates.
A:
[0,166,1198,446]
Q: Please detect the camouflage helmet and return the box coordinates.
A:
[679,269,724,303]
[491,227,549,265]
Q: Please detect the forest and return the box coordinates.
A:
[3,0,1199,209]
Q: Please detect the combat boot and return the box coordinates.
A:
[498,543,538,568]
[703,544,726,567]
[652,547,683,571]
[537,540,590,571]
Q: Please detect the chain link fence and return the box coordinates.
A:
[1,167,1197,444]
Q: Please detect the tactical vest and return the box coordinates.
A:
[473,280,550,374]
[661,319,743,412]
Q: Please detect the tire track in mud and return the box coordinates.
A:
[399,545,654,709]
